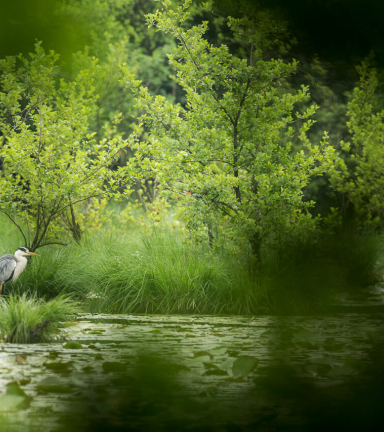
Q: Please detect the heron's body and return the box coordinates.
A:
[0,248,40,297]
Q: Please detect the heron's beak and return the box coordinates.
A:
[27,252,40,257]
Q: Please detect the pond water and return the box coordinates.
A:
[1,313,384,431]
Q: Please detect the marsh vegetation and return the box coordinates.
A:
[1,214,382,320]
[0,0,384,429]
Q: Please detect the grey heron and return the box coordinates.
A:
[0,247,40,297]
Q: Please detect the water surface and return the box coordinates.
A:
[1,313,383,430]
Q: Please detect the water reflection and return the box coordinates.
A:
[0,314,383,431]
[46,342,384,431]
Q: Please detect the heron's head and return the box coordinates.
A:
[15,247,40,258]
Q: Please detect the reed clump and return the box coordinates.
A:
[0,293,79,343]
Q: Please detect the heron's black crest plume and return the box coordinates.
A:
[17,247,28,252]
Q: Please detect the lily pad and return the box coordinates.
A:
[48,352,59,360]
[37,377,73,394]
[190,355,211,364]
[218,358,236,372]
[0,394,28,411]
[88,344,100,350]
[45,361,73,372]
[193,351,212,358]
[63,342,83,349]
[0,384,30,411]
[232,356,258,378]
[202,362,217,369]
[27,357,47,367]
[209,347,228,355]
[293,329,317,344]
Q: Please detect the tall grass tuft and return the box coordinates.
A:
[56,230,261,314]
[0,294,80,343]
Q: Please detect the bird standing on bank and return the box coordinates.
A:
[0,247,40,297]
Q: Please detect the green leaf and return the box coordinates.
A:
[232,356,258,378]
[63,341,83,349]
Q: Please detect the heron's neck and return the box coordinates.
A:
[13,254,27,280]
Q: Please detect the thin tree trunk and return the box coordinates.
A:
[233,126,241,202]
[207,222,214,249]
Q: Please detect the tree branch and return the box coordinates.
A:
[3,212,27,246]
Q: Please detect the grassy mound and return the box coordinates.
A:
[1,215,382,315]
[56,231,264,315]
[55,229,383,315]
[0,294,79,343]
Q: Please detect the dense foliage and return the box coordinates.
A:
[0,0,383,315]
[0,43,131,250]
[329,59,384,229]
[124,1,335,251]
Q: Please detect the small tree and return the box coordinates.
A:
[123,0,334,252]
[328,59,384,229]
[0,43,130,250]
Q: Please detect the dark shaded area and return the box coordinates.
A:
[47,339,384,431]
[259,0,384,66]
[213,0,384,66]
[54,355,211,432]
[255,231,383,315]
[209,0,384,128]
[0,0,89,63]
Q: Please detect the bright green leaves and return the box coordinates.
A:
[0,43,131,249]
[124,0,334,250]
[328,59,384,228]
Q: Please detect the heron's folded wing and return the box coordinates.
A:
[0,256,17,284]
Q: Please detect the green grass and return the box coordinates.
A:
[0,215,68,298]
[55,230,265,315]
[0,293,80,343]
[1,214,382,315]
[54,228,384,315]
